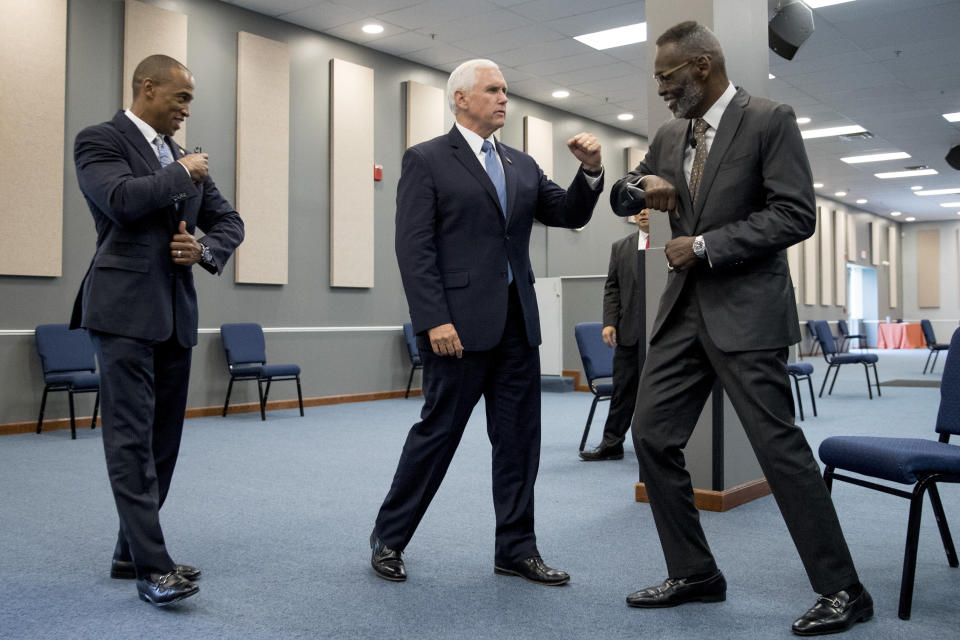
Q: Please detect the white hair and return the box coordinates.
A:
[446,59,500,115]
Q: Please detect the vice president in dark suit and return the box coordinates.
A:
[72,55,243,606]
[371,58,602,585]
[610,23,870,635]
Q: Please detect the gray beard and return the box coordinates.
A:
[672,78,704,119]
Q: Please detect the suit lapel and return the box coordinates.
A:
[691,88,747,229]
[497,140,516,225]
[113,111,162,171]
[447,126,506,226]
[669,123,694,236]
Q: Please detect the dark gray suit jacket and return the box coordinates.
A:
[602,231,643,347]
[610,88,814,352]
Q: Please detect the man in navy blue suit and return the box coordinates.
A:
[72,55,243,606]
[370,59,603,585]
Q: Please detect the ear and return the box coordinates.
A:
[454,88,468,110]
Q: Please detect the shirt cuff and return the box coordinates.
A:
[582,166,603,189]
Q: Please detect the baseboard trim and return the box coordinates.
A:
[635,477,771,512]
[562,369,588,392]
[0,388,424,437]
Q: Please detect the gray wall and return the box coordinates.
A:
[0,0,645,425]
[902,220,960,342]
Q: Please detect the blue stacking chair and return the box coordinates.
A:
[34,324,100,440]
[402,322,422,399]
[920,319,950,375]
[819,327,960,620]
[220,323,303,421]
[574,322,615,453]
[812,320,881,399]
[786,362,817,421]
[837,318,866,352]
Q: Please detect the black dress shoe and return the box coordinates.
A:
[626,571,726,607]
[136,571,199,606]
[370,532,406,582]
[792,585,873,636]
[111,559,202,581]
[494,556,570,586]
[579,443,624,461]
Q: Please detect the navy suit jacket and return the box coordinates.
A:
[602,231,643,347]
[396,126,601,351]
[72,111,244,347]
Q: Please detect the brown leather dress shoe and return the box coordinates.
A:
[136,570,199,606]
[494,556,570,586]
[370,532,406,582]
[792,585,873,636]
[626,571,726,607]
[111,559,201,581]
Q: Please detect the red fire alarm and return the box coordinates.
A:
[374,164,383,181]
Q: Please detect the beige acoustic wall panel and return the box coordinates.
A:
[0,0,66,276]
[888,225,899,308]
[802,212,818,305]
[523,116,553,180]
[834,209,846,306]
[916,228,940,308]
[123,0,188,148]
[405,80,444,148]
[235,32,289,285]
[819,207,833,306]
[626,146,647,171]
[846,214,856,263]
[330,58,374,288]
[870,221,882,266]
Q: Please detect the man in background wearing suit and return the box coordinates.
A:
[371,58,603,586]
[580,210,649,461]
[73,55,243,606]
[609,23,871,635]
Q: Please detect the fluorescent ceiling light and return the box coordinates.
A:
[875,169,938,179]
[856,199,867,204]
[551,90,569,98]
[574,22,647,50]
[617,113,634,121]
[801,125,866,139]
[834,191,847,197]
[361,23,384,34]
[910,185,923,190]
[890,211,902,216]
[796,117,811,125]
[841,152,911,164]
[943,112,960,122]
[939,202,960,207]
[769,73,776,79]
[915,188,960,196]
[813,182,824,188]
[905,216,916,222]
[804,0,857,8]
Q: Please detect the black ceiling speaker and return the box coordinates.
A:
[769,1,815,60]
[947,145,960,170]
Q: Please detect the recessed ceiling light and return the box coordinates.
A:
[910,185,924,190]
[800,125,866,139]
[904,216,916,222]
[551,89,569,98]
[813,182,824,188]
[574,22,647,50]
[856,198,868,204]
[805,0,857,7]
[834,191,847,197]
[841,152,911,164]
[943,112,960,123]
[940,202,960,207]
[769,73,776,80]
[875,169,938,179]
[796,117,811,125]
[362,23,384,34]
[915,188,960,196]
[617,113,634,121]
[890,211,902,216]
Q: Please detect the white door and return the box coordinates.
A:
[534,277,563,375]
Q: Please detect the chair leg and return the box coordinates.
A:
[806,376,817,417]
[223,378,235,417]
[405,366,415,399]
[863,363,873,400]
[931,350,940,374]
[827,364,841,396]
[926,482,959,568]
[822,466,834,492]
[263,379,272,406]
[580,396,599,452]
[295,376,304,417]
[923,349,934,374]
[67,390,77,440]
[872,363,881,397]
[91,392,100,430]
[899,479,931,620]
[36,386,50,434]
[257,379,266,421]
[791,374,805,421]
[818,365,832,398]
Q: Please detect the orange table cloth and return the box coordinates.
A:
[876,323,927,349]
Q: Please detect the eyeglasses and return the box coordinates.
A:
[653,59,694,87]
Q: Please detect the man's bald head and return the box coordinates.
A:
[132,54,190,100]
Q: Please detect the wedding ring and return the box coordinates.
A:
[177,250,182,257]
[667,263,674,271]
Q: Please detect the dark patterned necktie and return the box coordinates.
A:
[688,118,710,203]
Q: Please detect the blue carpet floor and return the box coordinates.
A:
[1,348,957,639]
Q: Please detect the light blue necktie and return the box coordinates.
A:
[153,135,174,167]
[481,140,512,284]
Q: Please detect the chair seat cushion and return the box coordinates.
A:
[46,372,99,390]
[829,352,878,364]
[261,363,300,378]
[231,364,263,377]
[819,436,960,484]
[930,344,950,351]
[787,362,814,376]
[592,382,614,396]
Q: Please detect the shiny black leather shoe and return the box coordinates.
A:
[370,532,406,582]
[111,559,202,581]
[494,556,570,586]
[626,571,726,608]
[579,443,625,461]
[792,585,873,636]
[136,571,199,606]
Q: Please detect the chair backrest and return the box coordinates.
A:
[220,323,267,366]
[402,322,421,366]
[837,319,850,337]
[935,327,960,437]
[574,322,614,383]
[812,320,838,357]
[34,324,97,376]
[920,319,937,345]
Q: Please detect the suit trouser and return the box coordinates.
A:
[631,284,859,595]
[375,284,541,564]
[91,331,191,578]
[599,342,642,447]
